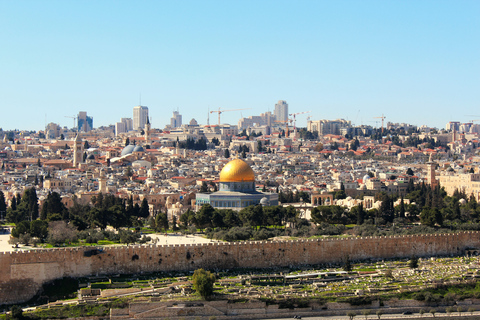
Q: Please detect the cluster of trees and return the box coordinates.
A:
[311,182,480,233]
[3,189,154,246]
[278,190,311,203]
[4,177,480,246]
[180,204,299,231]
[177,137,208,150]
[297,128,318,141]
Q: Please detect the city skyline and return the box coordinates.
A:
[1,0,479,131]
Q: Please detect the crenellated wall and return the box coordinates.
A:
[1,232,479,305]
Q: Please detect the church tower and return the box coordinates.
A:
[73,134,83,168]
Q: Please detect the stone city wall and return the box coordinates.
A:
[1,232,479,305]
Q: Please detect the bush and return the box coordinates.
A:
[223,227,252,241]
[192,268,216,299]
[252,228,275,241]
[78,229,105,244]
[118,229,140,244]
[316,223,346,236]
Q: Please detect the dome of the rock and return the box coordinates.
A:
[219,159,255,182]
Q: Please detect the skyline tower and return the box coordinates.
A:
[274,100,288,122]
[77,111,93,132]
[170,110,182,128]
[133,106,148,131]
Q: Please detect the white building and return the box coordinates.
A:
[274,100,288,122]
[170,111,182,128]
[121,118,133,131]
[115,122,126,136]
[133,106,149,131]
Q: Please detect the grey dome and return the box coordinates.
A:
[121,145,135,156]
[133,145,144,152]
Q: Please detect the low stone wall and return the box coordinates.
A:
[110,299,480,320]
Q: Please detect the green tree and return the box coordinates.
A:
[343,256,352,272]
[154,212,169,232]
[139,198,150,218]
[347,311,357,320]
[200,181,209,193]
[192,268,216,299]
[40,192,67,221]
[196,204,215,229]
[239,205,264,228]
[420,207,443,227]
[408,255,419,269]
[224,148,230,158]
[172,215,178,231]
[0,190,6,219]
[30,220,49,241]
[10,305,24,320]
[11,221,30,238]
[362,309,371,320]
[179,209,196,228]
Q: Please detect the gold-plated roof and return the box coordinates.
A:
[219,159,255,182]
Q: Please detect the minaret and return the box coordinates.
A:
[98,169,107,193]
[426,154,438,188]
[144,118,151,146]
[73,134,83,168]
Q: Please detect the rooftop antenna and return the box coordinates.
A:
[207,107,210,126]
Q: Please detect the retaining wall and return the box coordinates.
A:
[1,232,479,305]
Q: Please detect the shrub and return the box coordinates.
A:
[192,268,216,299]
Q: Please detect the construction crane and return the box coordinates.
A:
[289,111,311,138]
[210,108,251,126]
[373,114,386,133]
[64,115,77,132]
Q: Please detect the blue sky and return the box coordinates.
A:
[1,0,479,131]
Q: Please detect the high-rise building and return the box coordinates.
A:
[307,119,351,135]
[121,118,133,131]
[77,111,93,132]
[115,122,126,136]
[170,111,182,128]
[133,106,148,131]
[274,100,288,122]
[446,121,460,132]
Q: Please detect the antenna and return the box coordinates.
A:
[207,108,210,126]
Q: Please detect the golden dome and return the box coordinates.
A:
[219,159,255,182]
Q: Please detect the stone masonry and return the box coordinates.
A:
[1,232,479,305]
